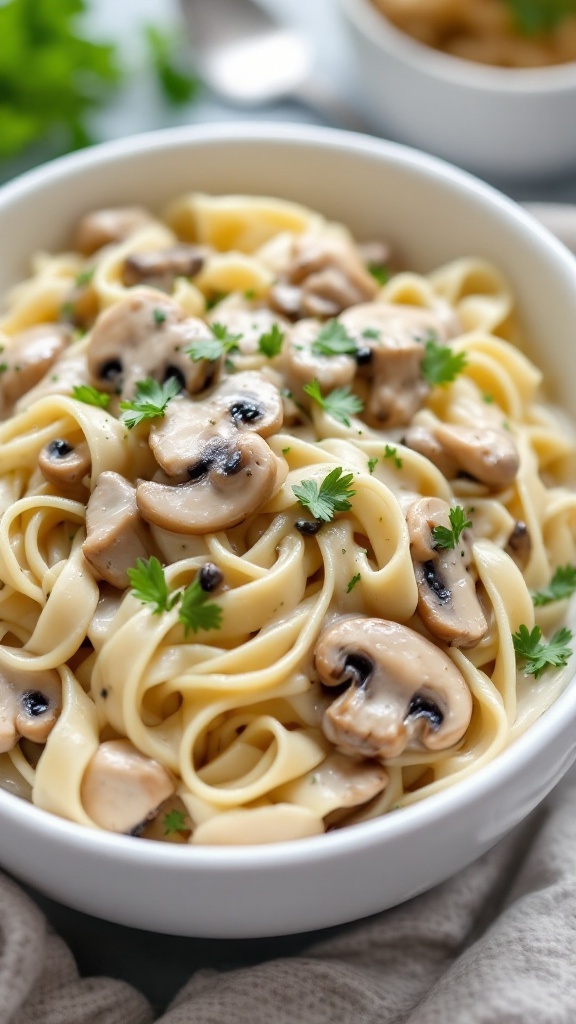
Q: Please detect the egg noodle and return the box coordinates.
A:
[371,0,576,68]
[0,192,574,846]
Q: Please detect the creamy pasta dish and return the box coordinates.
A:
[0,191,574,846]
[371,0,576,68]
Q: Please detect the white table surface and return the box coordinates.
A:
[8,0,576,1014]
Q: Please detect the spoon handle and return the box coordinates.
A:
[293,73,374,134]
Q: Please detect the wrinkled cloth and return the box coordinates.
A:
[2,767,576,1024]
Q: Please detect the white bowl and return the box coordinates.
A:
[1,124,576,938]
[339,0,576,181]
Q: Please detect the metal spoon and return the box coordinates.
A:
[179,0,371,131]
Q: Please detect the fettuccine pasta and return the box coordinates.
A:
[0,192,574,846]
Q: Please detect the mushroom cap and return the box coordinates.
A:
[73,206,152,255]
[433,422,519,489]
[39,438,91,488]
[83,471,151,589]
[80,738,175,834]
[137,432,282,534]
[316,616,473,760]
[0,667,62,753]
[0,323,72,413]
[406,496,488,648]
[122,244,208,290]
[87,288,219,398]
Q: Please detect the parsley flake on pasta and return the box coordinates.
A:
[292,467,356,522]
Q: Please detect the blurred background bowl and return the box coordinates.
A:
[339,0,576,181]
[1,123,576,937]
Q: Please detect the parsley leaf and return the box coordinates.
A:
[120,376,180,429]
[163,808,190,835]
[311,320,357,357]
[127,556,179,615]
[347,572,361,593]
[421,338,468,387]
[303,378,364,427]
[383,444,403,469]
[504,0,576,35]
[431,506,472,550]
[152,307,167,325]
[72,384,110,409]
[178,578,223,635]
[367,263,389,286]
[532,565,576,606]
[186,322,241,362]
[258,323,285,358]
[512,624,573,678]
[144,24,201,105]
[367,456,378,474]
[292,466,356,523]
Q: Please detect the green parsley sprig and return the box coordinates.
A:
[303,378,364,427]
[504,0,576,35]
[178,578,223,635]
[71,384,110,409]
[532,565,576,606]
[431,506,472,550]
[292,466,356,523]
[421,337,468,387]
[258,323,285,359]
[163,808,190,836]
[512,624,573,678]
[186,322,242,363]
[310,320,357,357]
[120,376,180,429]
[128,557,223,634]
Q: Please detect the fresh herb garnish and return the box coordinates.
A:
[120,376,180,429]
[178,577,223,635]
[383,444,403,469]
[144,24,201,105]
[303,378,364,427]
[421,338,468,387]
[292,466,356,523]
[431,506,472,550]
[127,556,180,615]
[71,384,110,409]
[258,323,285,358]
[367,456,378,474]
[362,327,380,340]
[153,307,167,325]
[347,572,361,593]
[75,268,94,287]
[532,565,576,606]
[504,0,576,35]
[512,624,573,678]
[186,322,241,363]
[367,263,389,286]
[311,320,357,357]
[163,808,190,836]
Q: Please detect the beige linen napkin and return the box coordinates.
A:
[2,201,576,1024]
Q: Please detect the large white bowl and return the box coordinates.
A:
[1,124,576,938]
[339,0,576,181]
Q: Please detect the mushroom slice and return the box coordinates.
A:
[505,520,531,570]
[137,433,282,534]
[83,471,151,589]
[122,245,208,291]
[81,738,176,834]
[270,234,378,320]
[402,423,459,479]
[87,288,219,398]
[282,318,357,395]
[39,439,91,488]
[0,323,72,415]
[406,496,487,648]
[148,373,284,479]
[73,206,152,255]
[339,302,449,428]
[316,617,473,760]
[0,667,62,753]
[433,422,519,489]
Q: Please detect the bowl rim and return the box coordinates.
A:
[0,121,575,870]
[339,0,576,94]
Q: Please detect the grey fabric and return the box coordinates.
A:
[2,769,576,1024]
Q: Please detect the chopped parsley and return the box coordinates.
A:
[421,337,468,387]
[258,323,285,358]
[153,307,167,325]
[431,506,472,551]
[362,327,380,340]
[367,263,389,286]
[120,376,180,429]
[383,444,403,469]
[178,577,223,635]
[127,556,180,615]
[346,572,361,593]
[163,808,190,836]
[186,322,242,362]
[310,320,357,357]
[292,466,356,523]
[504,0,576,35]
[512,624,573,678]
[532,565,576,606]
[75,268,94,287]
[71,384,110,409]
[304,378,364,427]
[367,456,378,474]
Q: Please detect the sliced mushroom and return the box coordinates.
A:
[339,302,451,428]
[402,423,459,479]
[86,288,219,398]
[83,471,151,589]
[276,752,388,820]
[122,245,208,291]
[406,496,487,648]
[405,420,519,488]
[39,438,91,488]
[148,372,283,479]
[505,520,531,570]
[73,206,152,255]
[0,323,72,416]
[137,432,282,534]
[80,738,176,834]
[270,235,378,320]
[316,617,473,760]
[282,318,357,395]
[0,667,62,753]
